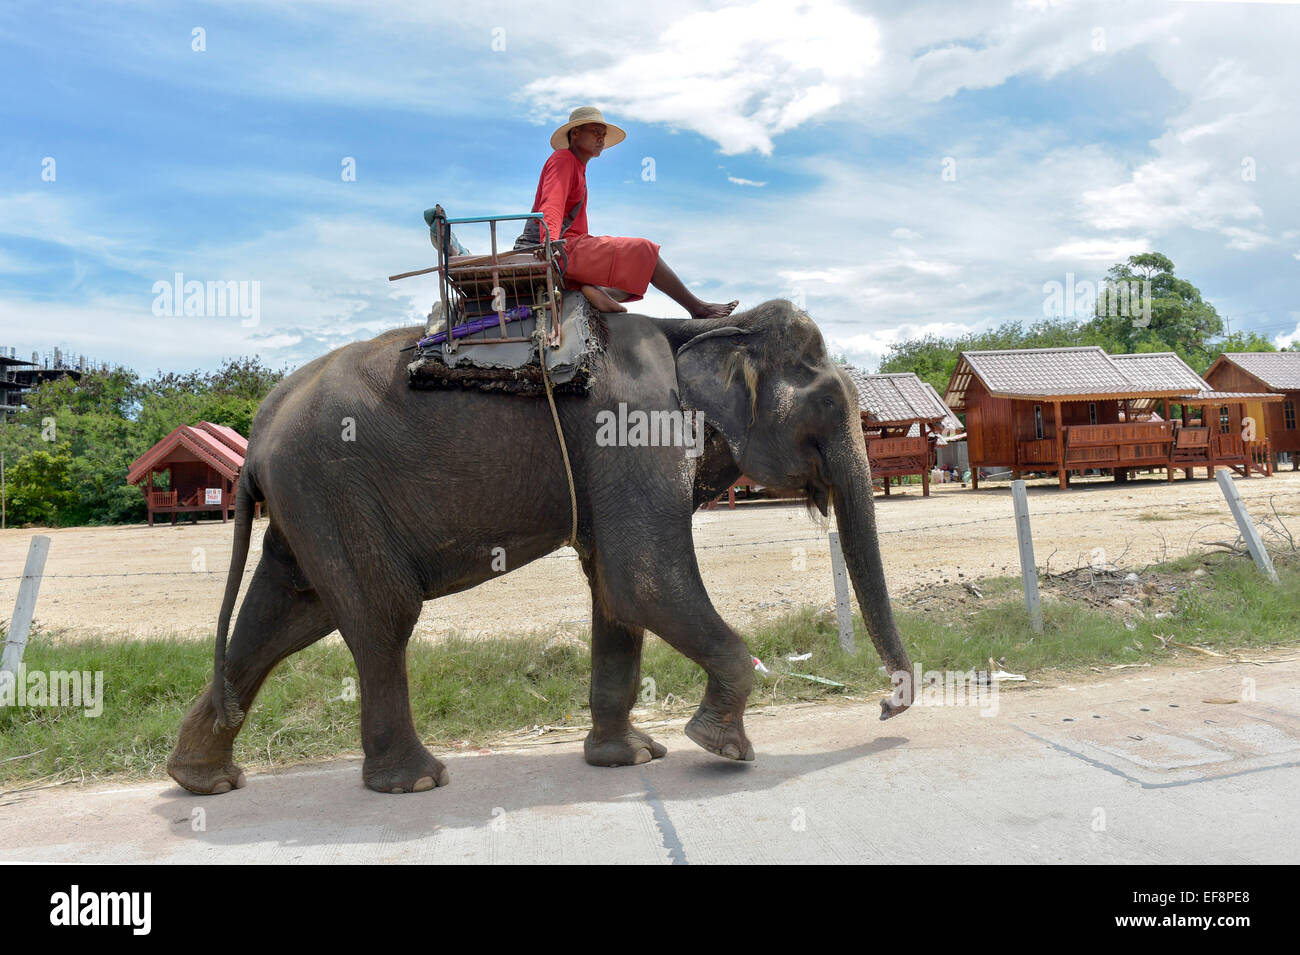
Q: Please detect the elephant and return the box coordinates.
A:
[167,299,915,795]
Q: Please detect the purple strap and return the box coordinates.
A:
[418,306,534,348]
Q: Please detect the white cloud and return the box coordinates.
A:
[1040,237,1153,262]
[522,0,883,155]
[727,177,768,187]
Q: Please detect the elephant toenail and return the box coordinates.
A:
[412,776,435,792]
[234,772,247,789]
[436,768,451,787]
[212,781,232,794]
[722,743,740,759]
[390,786,404,794]
[633,749,651,765]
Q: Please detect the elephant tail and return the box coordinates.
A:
[211,478,256,732]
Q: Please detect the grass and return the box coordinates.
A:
[2,550,1297,788]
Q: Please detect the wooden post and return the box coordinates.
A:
[1054,402,1066,489]
[1010,481,1044,633]
[921,466,930,497]
[827,530,856,653]
[1215,469,1278,583]
[0,535,51,693]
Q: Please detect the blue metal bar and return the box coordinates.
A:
[445,213,543,225]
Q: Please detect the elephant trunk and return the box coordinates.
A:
[830,440,915,720]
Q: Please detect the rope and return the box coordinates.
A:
[539,317,579,550]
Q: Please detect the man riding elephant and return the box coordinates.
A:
[516,106,739,318]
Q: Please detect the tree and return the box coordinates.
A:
[877,318,1121,393]
[1,355,285,526]
[4,446,77,526]
[1092,252,1223,367]
[1215,331,1276,356]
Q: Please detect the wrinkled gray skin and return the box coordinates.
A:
[167,299,914,795]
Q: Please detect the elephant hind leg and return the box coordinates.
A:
[332,602,449,794]
[582,560,668,767]
[168,565,336,795]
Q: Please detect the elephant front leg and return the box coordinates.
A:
[640,601,756,763]
[584,611,668,767]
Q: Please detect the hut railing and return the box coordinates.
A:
[1248,437,1272,475]
[1062,421,1173,467]
[1211,432,1247,462]
[866,435,930,459]
[1067,421,1172,446]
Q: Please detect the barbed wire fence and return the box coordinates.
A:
[2,493,1296,583]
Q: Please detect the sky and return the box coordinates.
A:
[2,0,1298,376]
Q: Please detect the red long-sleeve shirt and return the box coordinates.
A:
[529,149,588,243]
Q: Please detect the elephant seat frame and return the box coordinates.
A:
[389,206,566,354]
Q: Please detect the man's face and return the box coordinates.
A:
[569,123,606,158]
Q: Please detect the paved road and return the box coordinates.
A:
[3,654,1298,864]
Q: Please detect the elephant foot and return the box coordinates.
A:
[167,755,248,795]
[584,726,668,767]
[363,747,451,794]
[685,710,755,762]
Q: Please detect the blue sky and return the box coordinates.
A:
[2,0,1298,375]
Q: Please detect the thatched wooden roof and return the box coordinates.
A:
[843,368,954,426]
[947,346,1188,410]
[1207,352,1300,391]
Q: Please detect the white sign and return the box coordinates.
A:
[204,488,222,505]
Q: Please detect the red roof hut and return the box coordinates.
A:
[127,422,251,525]
[1203,352,1300,472]
[844,369,961,497]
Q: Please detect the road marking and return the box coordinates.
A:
[1012,724,1300,789]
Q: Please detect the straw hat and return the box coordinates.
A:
[550,106,626,151]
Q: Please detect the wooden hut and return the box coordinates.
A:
[1112,353,1276,479]
[944,346,1273,489]
[127,422,251,525]
[844,369,959,496]
[1204,352,1300,471]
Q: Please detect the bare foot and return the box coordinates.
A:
[689,300,739,318]
[582,284,627,314]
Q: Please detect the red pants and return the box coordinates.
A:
[563,233,660,302]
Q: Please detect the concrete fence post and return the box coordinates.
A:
[827,530,856,653]
[0,535,51,693]
[1215,469,1278,583]
[1010,481,1044,634]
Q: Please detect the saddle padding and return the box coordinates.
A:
[407,292,605,396]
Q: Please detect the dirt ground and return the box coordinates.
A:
[3,470,1298,641]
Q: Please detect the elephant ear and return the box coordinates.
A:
[675,327,756,454]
